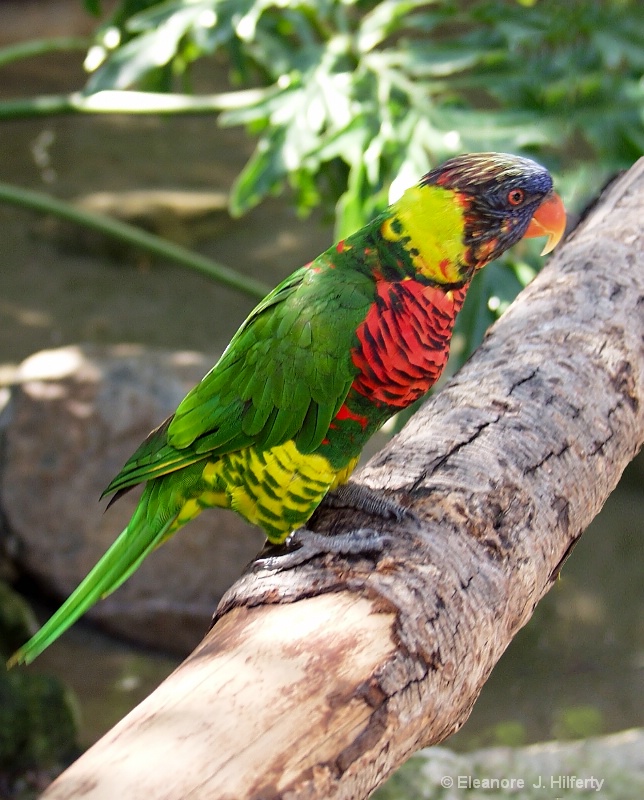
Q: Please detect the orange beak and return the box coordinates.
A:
[524,191,566,255]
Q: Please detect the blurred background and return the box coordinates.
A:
[0,1,642,797]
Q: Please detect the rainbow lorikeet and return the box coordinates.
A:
[9,152,565,666]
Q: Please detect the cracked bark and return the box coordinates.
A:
[42,160,644,800]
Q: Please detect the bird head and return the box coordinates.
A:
[421,152,566,275]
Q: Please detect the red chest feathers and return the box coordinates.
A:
[351,280,465,408]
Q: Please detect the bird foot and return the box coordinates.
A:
[323,482,419,525]
[253,527,393,572]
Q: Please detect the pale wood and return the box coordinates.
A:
[42,160,644,800]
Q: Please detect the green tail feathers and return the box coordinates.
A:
[7,490,176,667]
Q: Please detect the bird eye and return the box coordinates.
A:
[507,188,525,206]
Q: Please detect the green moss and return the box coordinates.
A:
[552,705,604,740]
[0,582,38,658]
[0,581,79,792]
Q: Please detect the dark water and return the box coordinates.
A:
[1,6,642,752]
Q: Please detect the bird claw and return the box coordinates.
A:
[251,484,417,573]
[253,527,393,572]
[323,482,419,526]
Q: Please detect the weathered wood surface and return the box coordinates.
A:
[42,160,644,800]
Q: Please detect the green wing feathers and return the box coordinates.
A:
[105,262,373,498]
[167,264,369,455]
[101,417,205,500]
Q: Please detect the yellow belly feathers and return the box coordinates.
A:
[171,440,358,543]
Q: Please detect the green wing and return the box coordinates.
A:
[103,261,375,496]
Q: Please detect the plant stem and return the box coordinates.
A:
[0,182,272,300]
[0,37,90,67]
[0,88,277,120]
[0,94,80,118]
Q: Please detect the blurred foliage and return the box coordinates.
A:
[552,705,604,740]
[81,0,644,227]
[74,0,644,363]
[2,0,643,358]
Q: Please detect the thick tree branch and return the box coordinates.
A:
[41,160,644,800]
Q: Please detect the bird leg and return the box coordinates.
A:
[323,481,418,524]
[253,527,393,572]
[253,484,419,572]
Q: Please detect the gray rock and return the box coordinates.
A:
[0,345,264,654]
[375,728,644,799]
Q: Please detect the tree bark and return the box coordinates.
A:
[41,160,644,800]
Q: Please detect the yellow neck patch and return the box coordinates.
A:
[382,184,466,284]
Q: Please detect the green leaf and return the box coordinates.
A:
[335,159,367,239]
[86,1,229,90]
[399,41,496,78]
[357,0,440,53]
[229,129,287,216]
